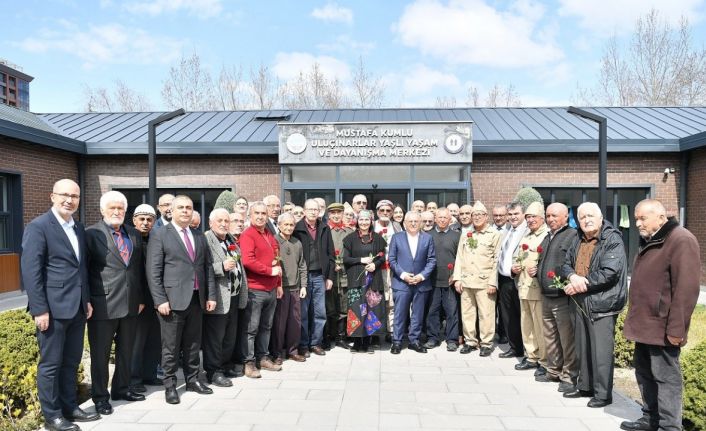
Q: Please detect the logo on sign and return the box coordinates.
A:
[286,133,307,154]
[444,133,464,154]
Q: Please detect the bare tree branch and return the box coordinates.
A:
[161,52,217,111]
[351,56,385,108]
[249,63,277,110]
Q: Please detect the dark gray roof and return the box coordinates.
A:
[0,104,85,153]
[3,106,706,155]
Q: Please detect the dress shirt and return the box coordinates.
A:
[176,225,195,256]
[406,232,419,259]
[498,222,526,277]
[51,207,79,260]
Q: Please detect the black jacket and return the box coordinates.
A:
[537,225,577,297]
[561,220,627,319]
[293,218,336,281]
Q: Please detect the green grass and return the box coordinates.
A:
[685,304,706,351]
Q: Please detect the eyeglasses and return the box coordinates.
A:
[378,208,391,213]
[423,220,435,224]
[53,193,80,201]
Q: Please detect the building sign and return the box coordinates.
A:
[278,121,473,164]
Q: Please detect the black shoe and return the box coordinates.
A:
[563,388,594,398]
[479,347,492,357]
[186,381,213,394]
[498,350,521,358]
[587,397,612,408]
[557,381,575,392]
[335,339,352,350]
[94,400,113,415]
[535,373,560,383]
[409,342,428,353]
[225,367,244,378]
[390,344,402,354]
[130,383,147,393]
[209,372,233,387]
[165,387,180,404]
[143,378,163,386]
[533,366,547,377]
[620,417,657,431]
[423,340,440,349]
[447,342,458,352]
[460,345,478,354]
[44,417,80,431]
[514,359,539,370]
[370,336,381,348]
[64,407,100,422]
[112,390,145,402]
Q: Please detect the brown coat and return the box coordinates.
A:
[623,219,701,347]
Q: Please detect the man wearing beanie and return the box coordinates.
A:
[326,202,354,349]
[512,201,549,375]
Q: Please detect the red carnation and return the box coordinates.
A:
[521,243,529,251]
[377,252,385,257]
[547,270,556,279]
[382,228,388,234]
[335,249,340,256]
[536,245,544,253]
[447,263,454,270]
[467,232,473,238]
[228,244,236,251]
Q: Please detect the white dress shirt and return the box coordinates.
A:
[177,225,195,255]
[499,222,526,277]
[51,207,79,260]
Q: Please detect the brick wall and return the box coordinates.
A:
[83,155,280,224]
[0,137,78,224]
[686,148,706,283]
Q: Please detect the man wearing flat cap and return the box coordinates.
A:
[326,202,354,349]
[512,201,549,375]
[452,202,502,356]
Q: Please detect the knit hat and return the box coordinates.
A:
[471,201,487,214]
[133,204,156,217]
[525,201,545,218]
[376,199,394,210]
[327,202,344,212]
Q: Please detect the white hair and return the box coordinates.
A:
[577,202,602,218]
[209,208,230,221]
[277,212,295,224]
[263,195,280,205]
[100,191,128,211]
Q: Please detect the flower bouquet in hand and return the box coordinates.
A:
[465,231,478,250]
[547,270,589,318]
[226,244,240,261]
[335,249,344,286]
[357,252,383,281]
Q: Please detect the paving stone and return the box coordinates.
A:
[500,416,590,430]
[379,413,420,428]
[139,409,224,424]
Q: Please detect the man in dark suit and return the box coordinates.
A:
[388,211,436,354]
[263,194,281,236]
[146,195,217,405]
[154,193,174,229]
[86,191,147,416]
[21,179,99,431]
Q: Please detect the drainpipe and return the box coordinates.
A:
[77,155,86,223]
[679,151,689,227]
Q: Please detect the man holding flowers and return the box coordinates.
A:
[512,201,549,374]
[536,203,579,392]
[326,202,355,349]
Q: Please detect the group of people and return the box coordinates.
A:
[21,180,701,431]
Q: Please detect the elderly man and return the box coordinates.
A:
[447,203,461,230]
[421,210,435,232]
[453,202,501,356]
[154,193,174,229]
[263,195,281,235]
[513,202,549,374]
[282,202,294,214]
[351,194,368,214]
[497,202,527,359]
[426,201,438,214]
[203,208,248,387]
[293,199,335,356]
[458,204,473,235]
[388,211,437,354]
[190,210,201,230]
[22,179,97,431]
[620,200,701,431]
[492,205,509,232]
[326,202,355,349]
[561,202,627,408]
[491,204,510,344]
[412,200,425,213]
[314,197,327,221]
[374,199,402,343]
[292,206,305,223]
[426,207,462,351]
[147,195,217,404]
[228,211,245,240]
[240,202,282,378]
[86,191,147,416]
[343,203,356,227]
[130,204,163,394]
[271,213,308,363]
[536,203,578,391]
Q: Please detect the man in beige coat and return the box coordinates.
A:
[452,201,502,357]
[512,201,549,375]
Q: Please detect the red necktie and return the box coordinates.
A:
[113,229,129,265]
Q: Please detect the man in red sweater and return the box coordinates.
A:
[240,201,282,378]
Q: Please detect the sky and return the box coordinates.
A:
[5,0,706,113]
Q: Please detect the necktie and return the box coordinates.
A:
[114,229,130,265]
[182,229,199,290]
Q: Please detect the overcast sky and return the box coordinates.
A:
[6,0,706,113]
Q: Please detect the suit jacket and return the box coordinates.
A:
[388,231,437,292]
[204,230,248,314]
[293,218,336,281]
[146,223,216,311]
[86,221,145,320]
[265,219,277,236]
[21,210,90,319]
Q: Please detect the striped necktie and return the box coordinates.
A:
[113,228,130,265]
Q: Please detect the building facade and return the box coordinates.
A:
[0,61,32,111]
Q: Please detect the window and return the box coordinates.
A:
[0,176,8,250]
[0,174,21,253]
[283,166,336,183]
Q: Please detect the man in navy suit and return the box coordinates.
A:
[21,179,99,431]
[153,193,174,229]
[387,211,437,354]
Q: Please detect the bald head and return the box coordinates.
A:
[635,199,668,239]
[51,179,81,221]
[545,202,569,233]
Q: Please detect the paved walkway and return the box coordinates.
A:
[71,344,641,431]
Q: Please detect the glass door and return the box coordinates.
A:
[341,190,409,211]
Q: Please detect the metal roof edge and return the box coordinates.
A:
[0,118,86,154]
[680,131,706,151]
[85,141,278,155]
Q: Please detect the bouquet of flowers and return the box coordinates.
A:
[465,231,477,250]
[547,270,589,318]
[357,252,384,281]
[515,244,543,269]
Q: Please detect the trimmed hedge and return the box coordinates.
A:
[682,339,706,431]
[614,306,634,368]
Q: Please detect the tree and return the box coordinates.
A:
[483,84,522,107]
[587,9,706,106]
[249,63,278,110]
[279,63,348,109]
[82,80,152,112]
[434,96,457,108]
[351,56,385,108]
[216,64,245,110]
[161,52,218,111]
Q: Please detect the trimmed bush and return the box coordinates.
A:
[682,339,706,431]
[513,187,543,211]
[614,306,634,368]
[214,190,236,212]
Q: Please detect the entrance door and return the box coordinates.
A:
[341,190,408,211]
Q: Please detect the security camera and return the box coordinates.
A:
[664,168,670,175]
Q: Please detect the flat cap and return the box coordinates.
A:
[327,202,345,212]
